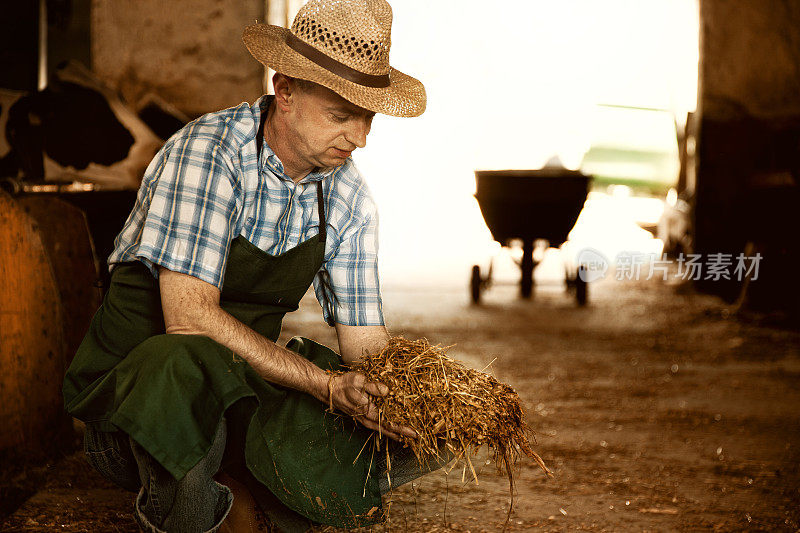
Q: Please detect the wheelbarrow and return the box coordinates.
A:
[471,168,591,304]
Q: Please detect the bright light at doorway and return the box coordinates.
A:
[349,0,699,288]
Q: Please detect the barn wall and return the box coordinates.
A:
[91,0,266,117]
[695,0,800,312]
[701,1,800,121]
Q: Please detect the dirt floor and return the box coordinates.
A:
[3,272,800,532]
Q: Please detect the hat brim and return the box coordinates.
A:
[243,23,426,118]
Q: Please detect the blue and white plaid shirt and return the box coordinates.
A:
[108,95,384,327]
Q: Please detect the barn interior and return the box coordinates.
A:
[1,0,799,531]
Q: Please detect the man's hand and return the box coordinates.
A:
[332,324,416,440]
[328,371,417,441]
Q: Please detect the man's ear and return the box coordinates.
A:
[272,73,294,112]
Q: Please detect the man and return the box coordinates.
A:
[62,1,445,531]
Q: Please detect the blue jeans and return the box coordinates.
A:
[84,420,451,532]
[84,419,232,533]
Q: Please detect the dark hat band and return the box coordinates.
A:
[286,33,391,89]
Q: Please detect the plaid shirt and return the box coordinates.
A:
[108,95,383,327]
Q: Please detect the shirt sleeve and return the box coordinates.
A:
[313,208,384,327]
[134,127,240,288]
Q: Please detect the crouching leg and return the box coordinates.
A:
[130,418,232,533]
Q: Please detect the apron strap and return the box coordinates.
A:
[316,181,327,241]
[256,99,268,161]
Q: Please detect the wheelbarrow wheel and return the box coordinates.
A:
[576,265,588,306]
[470,265,481,304]
[520,240,534,299]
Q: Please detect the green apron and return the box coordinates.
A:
[62,110,383,528]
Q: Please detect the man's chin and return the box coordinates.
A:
[320,155,348,167]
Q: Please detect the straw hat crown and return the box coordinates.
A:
[293,0,392,75]
[243,0,425,117]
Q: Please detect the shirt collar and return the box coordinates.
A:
[253,95,341,184]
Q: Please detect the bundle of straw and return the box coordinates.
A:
[349,337,552,488]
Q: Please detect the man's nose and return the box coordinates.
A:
[346,118,369,149]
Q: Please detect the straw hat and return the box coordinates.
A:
[242,0,426,117]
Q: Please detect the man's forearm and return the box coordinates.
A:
[335,323,390,364]
[157,266,409,439]
[167,302,329,402]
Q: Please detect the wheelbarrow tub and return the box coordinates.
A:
[474,169,591,245]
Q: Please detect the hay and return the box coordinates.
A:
[347,337,553,492]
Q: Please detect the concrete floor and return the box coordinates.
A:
[3,273,800,532]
